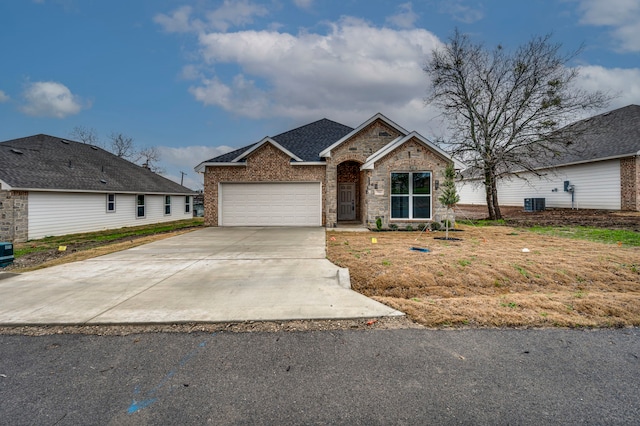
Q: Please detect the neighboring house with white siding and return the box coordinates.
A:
[0,134,195,242]
[458,105,640,211]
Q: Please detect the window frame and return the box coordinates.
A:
[136,194,146,218]
[185,195,191,213]
[164,195,171,216]
[106,193,116,213]
[390,171,432,220]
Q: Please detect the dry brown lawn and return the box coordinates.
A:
[327,225,640,328]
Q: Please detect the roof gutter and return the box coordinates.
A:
[2,188,196,195]
[194,162,247,173]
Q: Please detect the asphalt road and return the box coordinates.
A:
[1,328,638,425]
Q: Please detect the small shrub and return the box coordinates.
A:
[430,222,441,231]
[389,224,398,231]
[375,217,382,231]
[417,223,428,231]
[441,219,452,228]
[405,225,414,232]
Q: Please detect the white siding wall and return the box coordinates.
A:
[457,160,622,210]
[28,192,193,240]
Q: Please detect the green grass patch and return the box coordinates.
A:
[13,218,204,257]
[512,264,529,278]
[526,225,640,247]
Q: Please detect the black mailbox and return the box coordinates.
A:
[0,242,14,268]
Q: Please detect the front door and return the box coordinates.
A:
[338,183,356,221]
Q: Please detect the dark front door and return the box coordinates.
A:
[338,183,356,221]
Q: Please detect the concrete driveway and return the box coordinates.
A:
[0,227,402,325]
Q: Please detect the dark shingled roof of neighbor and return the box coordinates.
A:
[546,104,640,167]
[460,104,640,178]
[0,134,194,194]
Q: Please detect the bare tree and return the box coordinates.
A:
[69,126,101,146]
[424,30,609,219]
[108,132,137,160]
[137,146,164,174]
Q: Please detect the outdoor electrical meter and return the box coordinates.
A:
[0,242,14,268]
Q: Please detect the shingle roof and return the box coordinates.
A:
[203,118,354,163]
[461,104,640,178]
[0,134,194,194]
[547,104,640,167]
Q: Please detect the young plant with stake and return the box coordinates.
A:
[438,163,460,240]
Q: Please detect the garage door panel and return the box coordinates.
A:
[221,183,321,226]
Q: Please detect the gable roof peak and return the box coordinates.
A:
[318,112,410,158]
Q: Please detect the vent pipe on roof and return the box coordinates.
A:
[10,148,23,155]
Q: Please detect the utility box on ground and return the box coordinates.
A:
[524,198,545,212]
[0,242,14,268]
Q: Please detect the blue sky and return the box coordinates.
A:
[1,0,639,189]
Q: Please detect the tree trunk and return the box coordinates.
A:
[491,179,502,220]
[484,167,503,220]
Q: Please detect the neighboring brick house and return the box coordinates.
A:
[0,134,195,242]
[458,105,640,211]
[195,114,459,229]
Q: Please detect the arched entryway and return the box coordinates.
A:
[337,160,362,223]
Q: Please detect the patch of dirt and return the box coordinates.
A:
[0,316,421,336]
[456,204,640,230]
[327,224,640,328]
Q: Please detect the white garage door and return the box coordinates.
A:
[220,182,322,226]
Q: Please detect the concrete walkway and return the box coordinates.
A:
[0,227,402,325]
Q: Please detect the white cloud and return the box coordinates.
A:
[575,65,640,109]
[159,145,234,170]
[0,90,9,103]
[206,0,268,32]
[439,0,484,23]
[293,0,313,9]
[157,145,235,190]
[154,5,197,33]
[185,17,442,130]
[577,0,640,52]
[386,2,419,29]
[155,1,268,33]
[21,81,86,118]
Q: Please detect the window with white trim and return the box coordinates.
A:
[106,194,116,213]
[164,195,171,215]
[391,172,432,219]
[136,194,145,218]
[185,195,191,213]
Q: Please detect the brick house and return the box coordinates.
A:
[1,134,195,242]
[458,105,640,211]
[195,114,459,229]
